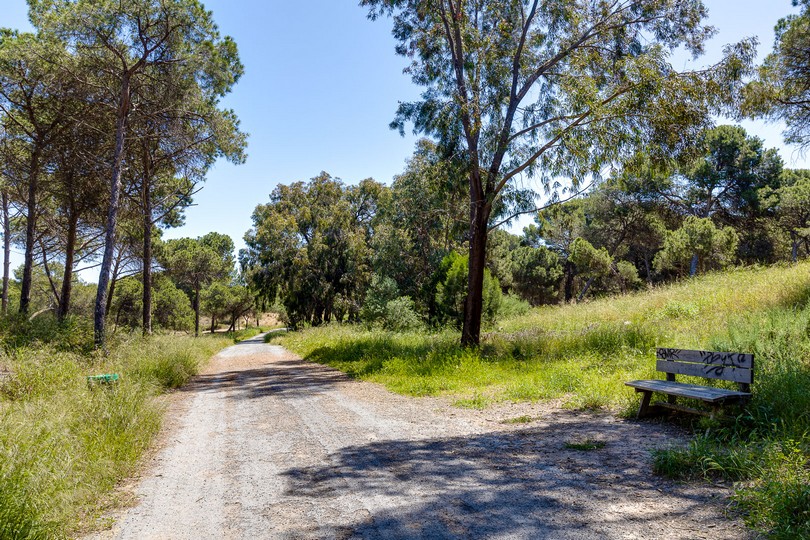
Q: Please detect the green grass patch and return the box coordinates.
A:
[565,438,606,451]
[499,415,539,424]
[277,262,810,537]
[452,393,491,409]
[226,326,266,343]
[0,320,230,538]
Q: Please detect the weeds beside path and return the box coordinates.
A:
[0,328,233,539]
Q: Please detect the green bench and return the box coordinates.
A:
[626,348,753,418]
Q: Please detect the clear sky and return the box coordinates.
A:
[0,0,806,277]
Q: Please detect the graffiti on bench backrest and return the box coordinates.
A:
[698,351,747,376]
[657,348,749,377]
[656,348,682,361]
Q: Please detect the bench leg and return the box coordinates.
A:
[637,390,653,419]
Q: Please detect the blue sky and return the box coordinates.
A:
[1,0,806,275]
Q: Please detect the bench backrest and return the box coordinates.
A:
[656,348,754,390]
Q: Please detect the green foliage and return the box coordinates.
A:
[382,296,423,332]
[361,275,424,331]
[761,169,810,262]
[615,260,643,291]
[486,229,521,290]
[509,245,562,306]
[371,139,468,314]
[242,173,382,328]
[201,281,254,332]
[570,238,613,281]
[110,275,194,333]
[0,313,94,353]
[110,277,143,331]
[733,440,810,540]
[654,216,739,276]
[361,274,400,326]
[435,252,501,328]
[152,276,194,331]
[161,234,235,334]
[497,294,531,320]
[162,236,233,297]
[744,3,810,147]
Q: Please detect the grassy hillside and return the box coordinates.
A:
[276,262,810,409]
[0,320,233,539]
[275,262,810,538]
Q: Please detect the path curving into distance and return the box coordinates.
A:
[97,333,749,539]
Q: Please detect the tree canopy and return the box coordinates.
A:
[362,0,756,345]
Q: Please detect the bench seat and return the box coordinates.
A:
[627,348,754,418]
[625,379,751,403]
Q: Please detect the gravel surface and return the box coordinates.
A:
[95,334,750,539]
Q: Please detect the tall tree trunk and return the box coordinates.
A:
[2,189,10,315]
[19,149,41,315]
[577,276,595,302]
[210,316,216,334]
[461,198,490,347]
[194,284,201,337]
[58,213,78,320]
[564,260,576,303]
[106,248,124,316]
[40,242,60,308]
[142,173,153,336]
[95,74,131,347]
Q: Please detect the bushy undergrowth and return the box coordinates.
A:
[275,261,810,537]
[0,318,230,538]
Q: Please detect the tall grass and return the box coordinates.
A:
[275,261,810,537]
[653,301,810,538]
[0,318,231,538]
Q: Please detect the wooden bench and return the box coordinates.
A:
[625,348,753,419]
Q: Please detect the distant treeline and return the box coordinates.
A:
[242,128,809,330]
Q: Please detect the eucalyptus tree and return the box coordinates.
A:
[31,0,244,346]
[363,0,755,345]
[242,174,379,328]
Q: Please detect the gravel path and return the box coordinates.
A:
[98,334,749,539]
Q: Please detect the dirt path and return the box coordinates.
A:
[97,334,749,539]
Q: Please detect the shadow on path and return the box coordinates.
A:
[277,423,740,539]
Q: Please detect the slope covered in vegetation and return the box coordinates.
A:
[275,262,810,537]
[0,320,233,539]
